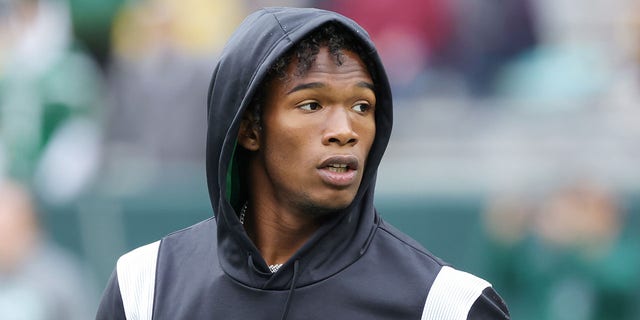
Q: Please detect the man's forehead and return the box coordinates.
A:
[275,48,373,93]
[282,46,370,80]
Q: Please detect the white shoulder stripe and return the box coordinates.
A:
[421,266,491,320]
[117,241,160,320]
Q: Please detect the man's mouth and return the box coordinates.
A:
[318,155,359,171]
[317,155,359,187]
[326,163,349,173]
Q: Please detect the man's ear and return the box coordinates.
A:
[237,110,261,151]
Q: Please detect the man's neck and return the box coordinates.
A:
[243,201,320,266]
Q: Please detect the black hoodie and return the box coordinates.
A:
[96,7,509,320]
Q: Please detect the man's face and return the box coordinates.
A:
[243,47,376,215]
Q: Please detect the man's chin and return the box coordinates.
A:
[299,198,355,219]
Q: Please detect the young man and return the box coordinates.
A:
[96,7,510,319]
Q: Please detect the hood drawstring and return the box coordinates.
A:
[280,260,300,320]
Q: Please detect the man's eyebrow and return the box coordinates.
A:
[357,81,375,91]
[287,81,375,94]
[287,82,325,94]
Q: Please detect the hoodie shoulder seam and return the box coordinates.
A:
[163,217,215,239]
[378,223,448,267]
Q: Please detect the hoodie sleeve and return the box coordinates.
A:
[95,269,127,320]
[421,266,510,319]
[466,287,510,320]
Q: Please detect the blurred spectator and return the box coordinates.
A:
[605,1,640,111]
[493,0,638,107]
[0,0,104,204]
[448,0,538,97]
[103,0,246,192]
[64,0,123,65]
[0,180,97,320]
[323,0,455,97]
[494,43,610,107]
[483,182,640,320]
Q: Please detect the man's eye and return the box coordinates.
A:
[352,103,371,113]
[299,102,321,111]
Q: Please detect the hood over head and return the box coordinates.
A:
[206,7,393,289]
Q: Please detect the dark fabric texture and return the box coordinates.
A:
[468,287,512,319]
[95,269,126,320]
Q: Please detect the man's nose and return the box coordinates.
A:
[322,106,359,146]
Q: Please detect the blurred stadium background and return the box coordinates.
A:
[1,0,639,319]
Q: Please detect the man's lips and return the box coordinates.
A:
[317,155,359,187]
[317,155,359,171]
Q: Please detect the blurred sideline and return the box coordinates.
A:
[1,0,639,319]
